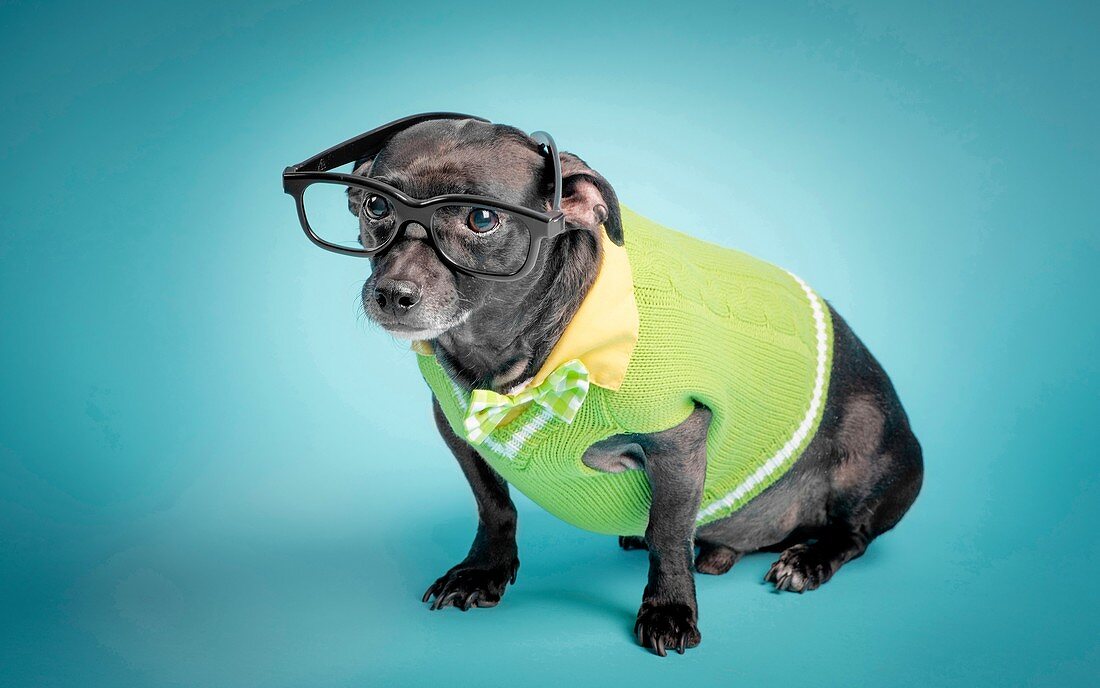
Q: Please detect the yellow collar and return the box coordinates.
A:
[411,227,639,392]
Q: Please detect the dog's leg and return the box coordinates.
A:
[633,405,710,656]
[422,398,519,611]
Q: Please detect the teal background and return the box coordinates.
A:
[2,1,1097,685]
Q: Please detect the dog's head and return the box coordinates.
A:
[349,118,621,344]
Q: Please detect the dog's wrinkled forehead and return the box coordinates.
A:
[367,119,546,207]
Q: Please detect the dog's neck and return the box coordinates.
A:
[432,231,600,392]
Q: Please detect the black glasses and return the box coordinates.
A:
[282,112,567,281]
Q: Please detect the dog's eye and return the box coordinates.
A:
[466,208,499,233]
[364,194,391,219]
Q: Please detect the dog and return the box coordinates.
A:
[348,118,923,655]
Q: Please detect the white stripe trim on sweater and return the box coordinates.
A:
[695,272,829,524]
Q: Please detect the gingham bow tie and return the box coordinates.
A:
[463,359,591,445]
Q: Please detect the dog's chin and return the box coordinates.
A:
[370,311,468,341]
[381,323,451,341]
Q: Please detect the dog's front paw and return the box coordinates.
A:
[633,602,701,656]
[422,558,519,611]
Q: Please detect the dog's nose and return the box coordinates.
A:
[374,278,422,315]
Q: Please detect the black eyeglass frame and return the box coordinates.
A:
[282,112,567,281]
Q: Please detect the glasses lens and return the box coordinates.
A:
[430,206,533,276]
[302,181,397,251]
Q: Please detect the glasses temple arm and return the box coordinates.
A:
[529,131,562,213]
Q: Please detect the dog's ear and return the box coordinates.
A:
[559,152,623,246]
[346,156,376,215]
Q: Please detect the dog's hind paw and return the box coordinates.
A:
[694,542,741,575]
[633,603,701,657]
[764,543,835,593]
[618,535,647,551]
[422,558,519,611]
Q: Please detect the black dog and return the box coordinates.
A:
[350,118,922,655]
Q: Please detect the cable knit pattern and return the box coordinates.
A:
[418,207,833,536]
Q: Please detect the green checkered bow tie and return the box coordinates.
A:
[463,359,591,445]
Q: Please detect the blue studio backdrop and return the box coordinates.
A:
[1,1,1097,686]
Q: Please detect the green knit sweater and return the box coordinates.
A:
[418,208,833,536]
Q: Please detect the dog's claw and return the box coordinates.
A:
[441,590,463,610]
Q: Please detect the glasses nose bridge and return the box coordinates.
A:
[396,217,430,241]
